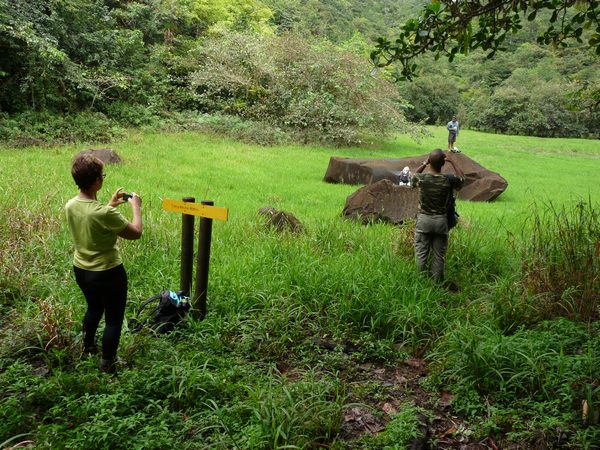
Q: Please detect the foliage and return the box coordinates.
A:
[522,200,600,321]
[470,82,591,137]
[0,0,146,112]
[399,73,462,125]
[370,0,600,139]
[243,373,345,448]
[1,0,598,143]
[441,319,597,401]
[436,319,600,446]
[360,403,427,449]
[371,0,600,80]
[0,0,424,146]
[458,45,600,137]
[0,111,126,146]
[0,0,273,113]
[264,0,421,43]
[395,39,600,137]
[191,113,291,146]
[188,31,415,145]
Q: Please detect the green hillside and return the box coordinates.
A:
[1,0,597,145]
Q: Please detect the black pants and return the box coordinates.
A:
[74,264,127,361]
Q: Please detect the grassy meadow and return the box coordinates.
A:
[1,128,599,449]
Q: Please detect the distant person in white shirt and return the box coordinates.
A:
[447,116,460,152]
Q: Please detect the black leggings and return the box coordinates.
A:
[74,264,127,360]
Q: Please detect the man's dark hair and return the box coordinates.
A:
[429,149,446,171]
[71,153,103,190]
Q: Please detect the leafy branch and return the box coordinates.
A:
[371,0,600,80]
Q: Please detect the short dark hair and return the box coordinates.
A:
[71,152,103,190]
[429,148,446,171]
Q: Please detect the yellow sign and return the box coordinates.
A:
[162,199,229,221]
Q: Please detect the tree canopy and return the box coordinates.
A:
[371,0,600,80]
[0,0,597,143]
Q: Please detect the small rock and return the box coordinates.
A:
[258,206,304,233]
[80,148,122,164]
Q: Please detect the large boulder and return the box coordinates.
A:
[325,152,507,201]
[343,179,419,225]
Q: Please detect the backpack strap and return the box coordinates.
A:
[137,293,163,314]
[444,174,453,204]
[129,293,162,333]
[444,174,459,228]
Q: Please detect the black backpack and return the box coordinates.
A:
[129,290,191,334]
[445,174,459,229]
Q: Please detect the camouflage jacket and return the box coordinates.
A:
[411,173,464,215]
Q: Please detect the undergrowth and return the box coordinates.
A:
[0,133,599,448]
[523,200,599,321]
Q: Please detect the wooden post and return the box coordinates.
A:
[194,200,214,320]
[162,198,228,320]
[179,197,195,295]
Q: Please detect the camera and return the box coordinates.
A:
[122,192,133,201]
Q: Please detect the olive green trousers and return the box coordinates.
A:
[414,213,449,281]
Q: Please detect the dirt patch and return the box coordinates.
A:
[336,358,498,449]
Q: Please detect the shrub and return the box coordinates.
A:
[399,74,462,125]
[102,101,159,127]
[193,113,291,146]
[522,200,599,322]
[469,79,590,137]
[188,31,416,145]
[0,112,125,146]
[438,319,600,413]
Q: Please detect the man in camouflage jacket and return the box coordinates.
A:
[411,149,464,282]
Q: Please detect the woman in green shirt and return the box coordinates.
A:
[65,153,143,374]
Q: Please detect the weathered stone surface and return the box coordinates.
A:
[81,148,122,164]
[343,179,419,225]
[258,206,304,233]
[325,152,507,201]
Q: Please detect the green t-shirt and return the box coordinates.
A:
[65,197,129,271]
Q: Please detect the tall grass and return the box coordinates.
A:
[1,128,599,448]
[243,372,345,449]
[522,200,600,321]
[434,319,600,446]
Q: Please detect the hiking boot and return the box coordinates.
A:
[99,358,117,375]
[83,344,99,356]
[443,280,460,293]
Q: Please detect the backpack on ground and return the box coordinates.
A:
[129,290,190,334]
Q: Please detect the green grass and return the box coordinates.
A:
[1,127,599,448]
